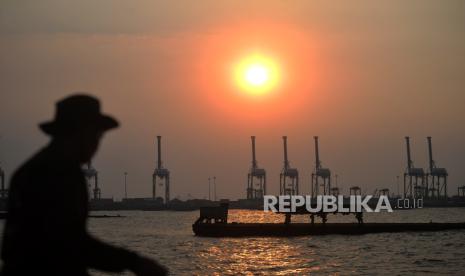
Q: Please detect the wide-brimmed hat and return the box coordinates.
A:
[39,94,119,136]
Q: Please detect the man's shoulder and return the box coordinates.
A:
[10,146,67,185]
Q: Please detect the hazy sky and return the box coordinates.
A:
[1,1,464,200]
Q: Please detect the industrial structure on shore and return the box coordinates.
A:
[1,135,464,212]
[84,162,100,200]
[247,136,266,199]
[152,136,170,203]
[426,136,448,199]
[403,136,448,199]
[403,136,426,198]
[92,134,462,210]
[311,136,332,196]
[243,135,451,202]
[280,136,299,196]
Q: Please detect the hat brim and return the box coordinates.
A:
[39,114,119,136]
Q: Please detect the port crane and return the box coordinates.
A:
[83,161,100,200]
[247,136,266,199]
[280,136,299,195]
[311,136,332,196]
[152,136,170,203]
[426,137,448,199]
[403,136,426,198]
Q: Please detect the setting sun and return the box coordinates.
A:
[245,65,268,86]
[234,54,280,95]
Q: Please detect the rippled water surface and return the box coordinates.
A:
[2,208,465,275]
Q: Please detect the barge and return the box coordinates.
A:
[192,204,465,237]
[193,221,465,237]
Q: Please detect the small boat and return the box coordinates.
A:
[192,204,465,237]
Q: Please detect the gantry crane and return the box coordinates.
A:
[403,136,426,198]
[152,136,170,203]
[426,137,448,199]
[247,136,266,199]
[83,161,100,200]
[311,136,331,196]
[280,136,299,195]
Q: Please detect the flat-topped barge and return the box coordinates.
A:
[192,204,465,237]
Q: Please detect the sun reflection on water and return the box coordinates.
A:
[200,237,324,275]
[196,210,336,275]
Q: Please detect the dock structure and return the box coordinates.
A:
[83,161,100,200]
[192,204,465,237]
[403,137,426,198]
[247,136,266,199]
[311,136,331,197]
[426,137,448,199]
[193,222,465,237]
[280,136,299,195]
[152,136,170,203]
[0,164,6,199]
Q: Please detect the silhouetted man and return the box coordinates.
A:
[1,95,167,275]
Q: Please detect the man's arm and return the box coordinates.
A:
[46,168,167,275]
[84,233,167,275]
